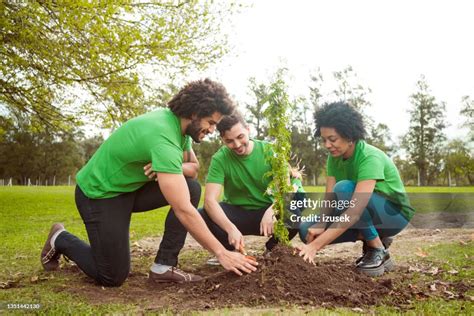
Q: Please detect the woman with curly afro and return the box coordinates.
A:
[297,101,415,276]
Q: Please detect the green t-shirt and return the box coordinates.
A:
[76,108,191,199]
[206,139,273,210]
[326,140,415,220]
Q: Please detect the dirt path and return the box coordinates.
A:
[136,228,474,262]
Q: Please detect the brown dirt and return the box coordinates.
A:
[55,228,473,313]
[168,245,394,308]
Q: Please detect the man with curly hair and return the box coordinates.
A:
[40,79,258,286]
[145,111,304,266]
[297,101,415,277]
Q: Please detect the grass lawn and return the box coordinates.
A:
[0,185,472,314]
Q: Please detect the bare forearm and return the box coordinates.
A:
[204,199,236,233]
[182,162,199,179]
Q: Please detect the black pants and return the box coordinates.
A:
[55,179,201,287]
[201,203,299,251]
[159,201,299,257]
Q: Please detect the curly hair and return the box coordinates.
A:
[314,101,366,141]
[217,110,247,136]
[168,79,235,119]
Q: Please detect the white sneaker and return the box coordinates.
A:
[206,257,221,266]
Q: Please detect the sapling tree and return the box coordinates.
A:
[263,69,294,245]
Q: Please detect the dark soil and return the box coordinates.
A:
[57,244,471,312]
[178,245,392,308]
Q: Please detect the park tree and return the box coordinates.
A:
[393,155,418,186]
[332,65,372,110]
[0,113,83,184]
[402,75,446,186]
[193,135,221,183]
[1,0,238,131]
[246,77,270,140]
[288,96,314,183]
[79,135,104,164]
[369,123,394,156]
[444,139,474,185]
[305,69,327,184]
[460,95,474,142]
[331,66,394,155]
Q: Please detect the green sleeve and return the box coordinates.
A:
[206,154,225,184]
[184,136,192,151]
[326,156,335,177]
[290,178,305,192]
[357,155,385,181]
[150,142,183,174]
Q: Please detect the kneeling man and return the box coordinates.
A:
[40,79,257,286]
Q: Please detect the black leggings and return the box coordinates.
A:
[55,179,201,287]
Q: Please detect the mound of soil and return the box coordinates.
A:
[58,241,470,312]
[178,245,393,308]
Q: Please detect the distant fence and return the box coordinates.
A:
[0,176,75,186]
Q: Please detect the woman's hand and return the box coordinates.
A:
[295,242,320,264]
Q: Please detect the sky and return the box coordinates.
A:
[197,0,474,142]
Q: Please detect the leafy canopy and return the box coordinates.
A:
[1,0,237,130]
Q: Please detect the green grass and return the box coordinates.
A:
[0,186,472,314]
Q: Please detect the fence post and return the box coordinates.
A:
[68,175,71,186]
[8,178,12,186]
[28,178,31,186]
[53,175,56,186]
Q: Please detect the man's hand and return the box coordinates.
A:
[227,226,244,251]
[260,206,276,237]
[295,243,319,264]
[216,250,258,276]
[144,163,157,181]
[306,226,325,243]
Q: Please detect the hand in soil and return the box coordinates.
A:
[260,206,276,237]
[239,245,256,261]
[216,249,258,276]
[295,243,318,264]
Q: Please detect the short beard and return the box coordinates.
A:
[234,142,249,155]
[185,119,203,143]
